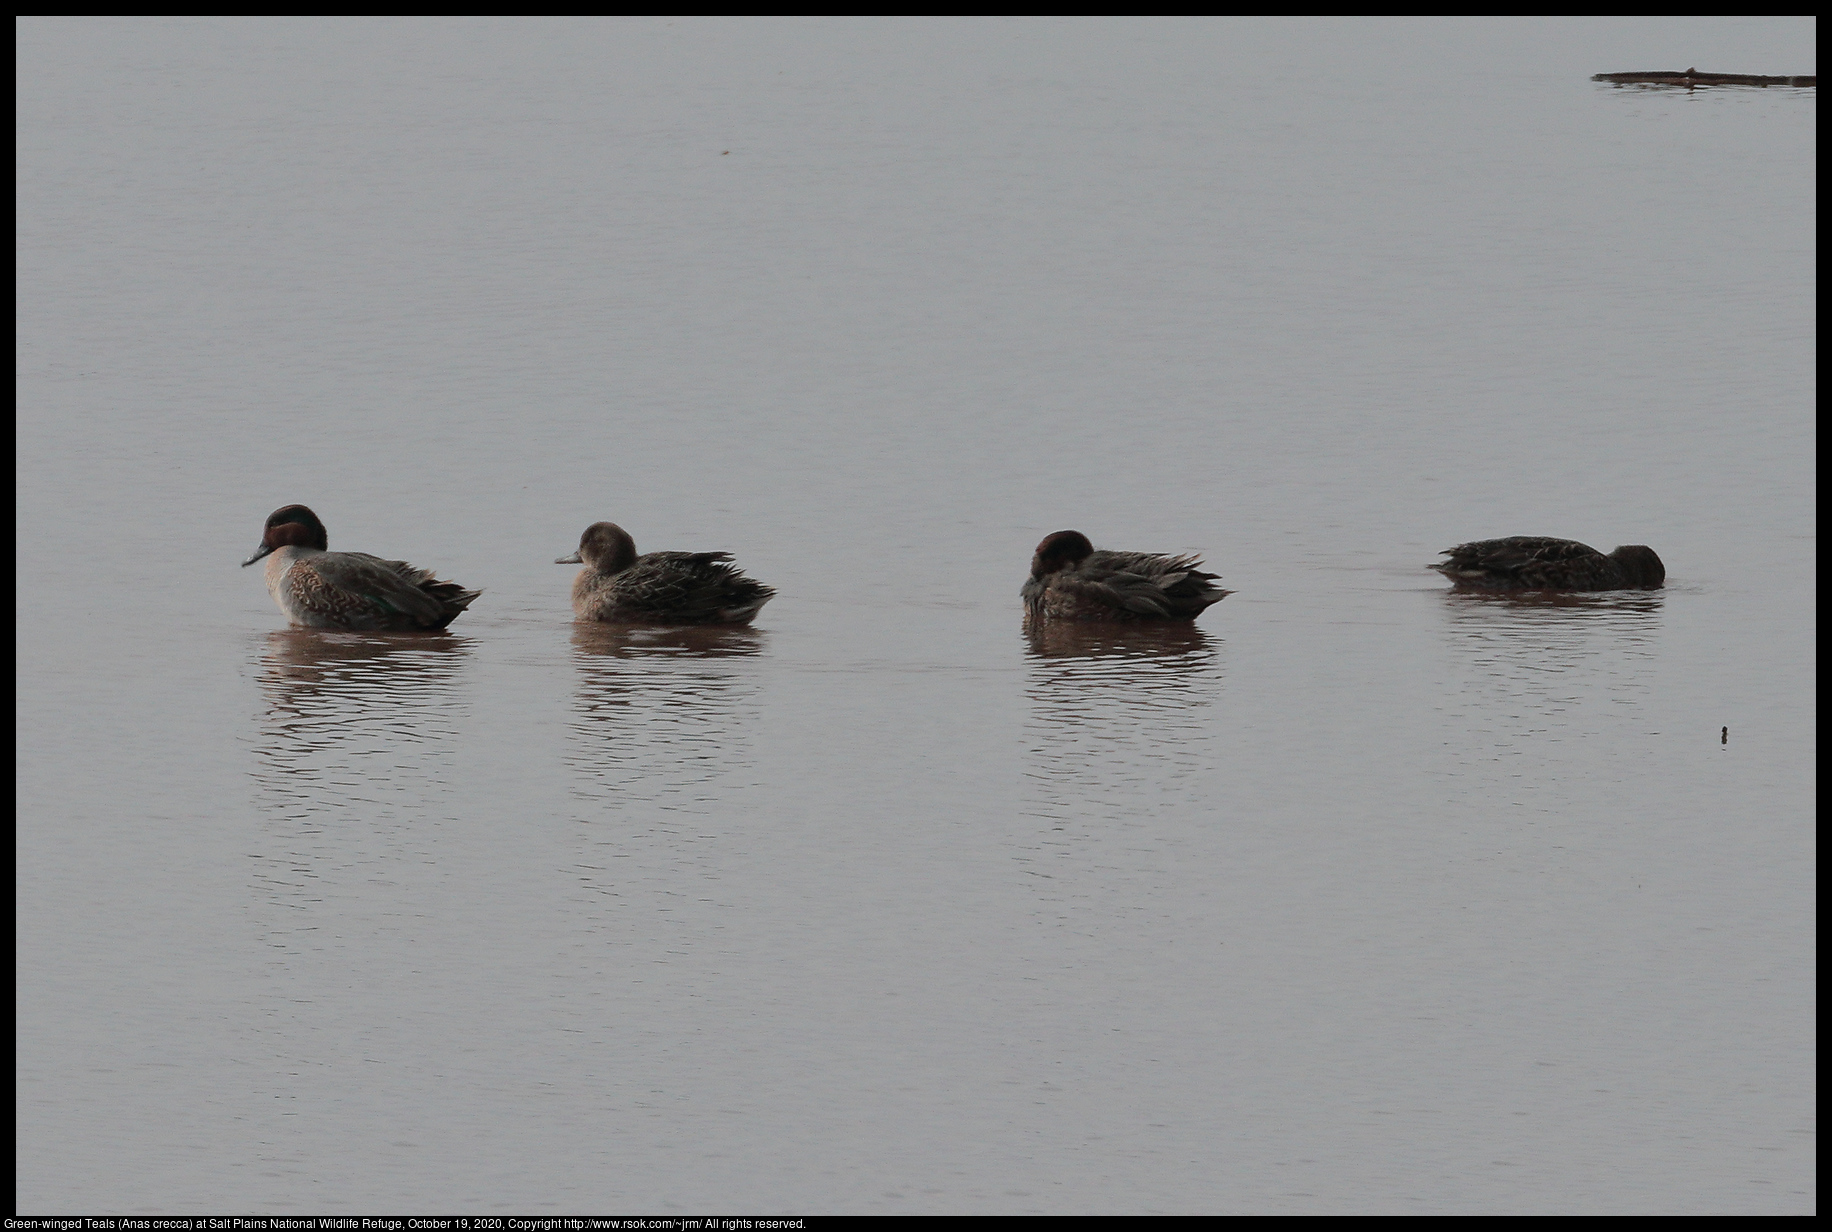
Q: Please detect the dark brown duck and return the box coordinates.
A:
[1022,530,1232,622]
[1429,537,1665,591]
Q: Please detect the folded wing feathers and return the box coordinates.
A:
[308,553,446,621]
[1068,551,1227,616]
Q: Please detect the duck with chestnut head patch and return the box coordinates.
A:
[1022,530,1231,622]
[1429,537,1665,591]
[556,521,774,625]
[241,504,480,630]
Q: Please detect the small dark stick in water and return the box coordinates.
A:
[1722,726,1728,745]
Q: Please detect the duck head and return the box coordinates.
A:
[1609,544,1665,587]
[556,522,639,574]
[1030,530,1094,579]
[243,505,329,566]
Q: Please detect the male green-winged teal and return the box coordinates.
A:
[556,522,774,624]
[1429,537,1665,591]
[242,505,480,630]
[1022,530,1232,622]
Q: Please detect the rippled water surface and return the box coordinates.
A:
[17,16,1814,1215]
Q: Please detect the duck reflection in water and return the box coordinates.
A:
[251,628,472,788]
[563,621,764,815]
[255,627,473,712]
[245,629,474,930]
[1437,587,1664,718]
[568,621,765,660]
[1024,618,1211,660]
[1021,617,1224,833]
[1440,588,1667,614]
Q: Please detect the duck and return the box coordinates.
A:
[1022,530,1231,621]
[556,521,774,624]
[241,504,480,630]
[1429,536,1665,591]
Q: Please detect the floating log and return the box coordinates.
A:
[1593,68,1815,87]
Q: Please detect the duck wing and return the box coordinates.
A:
[1431,537,1607,586]
[617,552,774,620]
[296,552,473,627]
[1067,551,1231,617]
[1436,537,1596,571]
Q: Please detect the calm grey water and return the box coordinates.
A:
[16,16,1815,1215]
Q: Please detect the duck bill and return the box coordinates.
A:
[554,551,582,564]
[241,542,276,567]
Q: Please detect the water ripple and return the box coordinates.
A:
[1020,621,1225,833]
[243,629,475,939]
[562,623,766,818]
